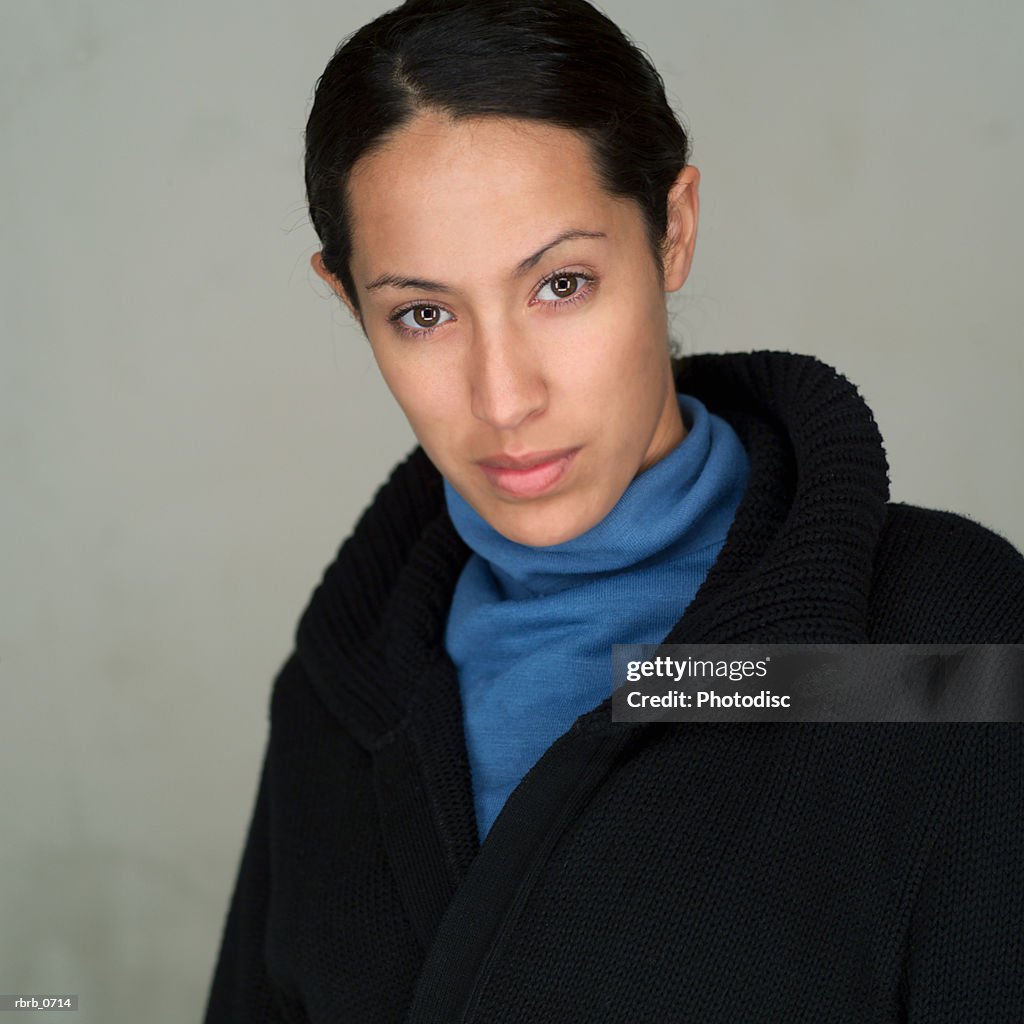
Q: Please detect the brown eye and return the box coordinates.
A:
[414,306,441,327]
[391,303,455,334]
[536,271,594,304]
[550,274,579,298]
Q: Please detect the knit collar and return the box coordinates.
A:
[295,351,891,749]
[443,394,728,599]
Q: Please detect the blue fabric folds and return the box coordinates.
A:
[443,393,750,841]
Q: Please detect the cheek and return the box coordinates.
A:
[371,347,459,439]
[370,342,438,409]
[561,307,666,406]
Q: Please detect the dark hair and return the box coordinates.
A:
[304,0,691,318]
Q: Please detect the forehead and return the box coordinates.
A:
[345,113,634,284]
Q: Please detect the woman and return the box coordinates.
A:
[203,2,1024,1021]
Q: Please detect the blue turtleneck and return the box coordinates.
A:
[443,393,750,842]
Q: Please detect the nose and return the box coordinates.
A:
[468,319,547,431]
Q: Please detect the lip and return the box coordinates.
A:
[477,447,580,498]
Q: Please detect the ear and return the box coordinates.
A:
[311,251,362,325]
[661,165,700,294]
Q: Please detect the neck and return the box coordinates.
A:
[638,375,687,473]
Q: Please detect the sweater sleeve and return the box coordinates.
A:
[901,724,1024,1022]
[201,744,291,1024]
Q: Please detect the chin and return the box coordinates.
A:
[489,503,598,549]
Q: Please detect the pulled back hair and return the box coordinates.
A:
[304,0,691,318]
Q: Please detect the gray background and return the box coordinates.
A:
[2,1,1021,1021]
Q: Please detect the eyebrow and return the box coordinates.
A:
[363,228,608,294]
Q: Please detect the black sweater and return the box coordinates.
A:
[203,351,1024,1023]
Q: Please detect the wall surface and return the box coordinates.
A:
[2,1,1021,1021]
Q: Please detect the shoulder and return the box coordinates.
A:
[867,502,1024,642]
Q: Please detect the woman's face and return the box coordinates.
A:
[314,112,700,547]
